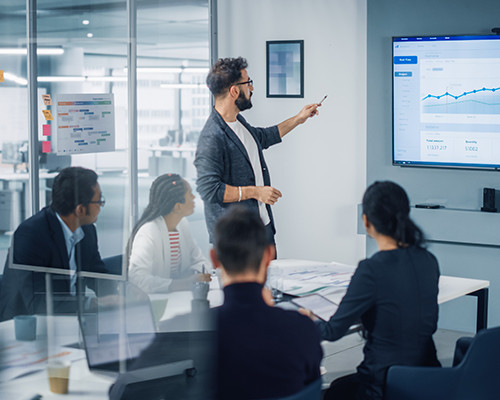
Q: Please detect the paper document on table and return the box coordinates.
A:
[275,261,355,297]
[0,340,85,382]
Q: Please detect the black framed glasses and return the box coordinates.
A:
[233,79,253,87]
[87,195,106,207]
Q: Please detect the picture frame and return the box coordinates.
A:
[266,40,304,98]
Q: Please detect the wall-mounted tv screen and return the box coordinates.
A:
[393,35,500,169]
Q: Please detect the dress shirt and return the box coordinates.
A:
[56,213,85,295]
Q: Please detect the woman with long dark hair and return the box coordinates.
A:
[128,173,211,293]
[305,181,441,400]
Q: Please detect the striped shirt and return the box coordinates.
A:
[169,231,181,277]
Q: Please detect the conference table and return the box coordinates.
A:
[0,259,490,399]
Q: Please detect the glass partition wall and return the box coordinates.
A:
[0,0,211,269]
[0,0,213,389]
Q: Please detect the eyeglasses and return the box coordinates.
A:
[233,79,253,87]
[87,196,106,207]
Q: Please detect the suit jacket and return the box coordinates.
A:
[217,282,323,400]
[317,246,441,400]
[128,217,209,293]
[0,206,106,321]
[194,109,282,242]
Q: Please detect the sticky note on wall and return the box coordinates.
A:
[42,109,53,120]
[42,124,51,136]
[42,141,51,153]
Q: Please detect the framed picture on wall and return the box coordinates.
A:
[266,40,304,98]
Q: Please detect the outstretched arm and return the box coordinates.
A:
[277,103,321,138]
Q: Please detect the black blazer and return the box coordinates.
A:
[194,109,282,242]
[217,282,322,400]
[317,247,441,399]
[0,206,106,321]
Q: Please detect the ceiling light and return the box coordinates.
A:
[182,68,209,74]
[160,83,207,89]
[134,67,184,74]
[87,33,93,38]
[82,20,90,25]
[3,72,28,85]
[0,48,64,55]
[38,76,86,82]
[87,76,127,82]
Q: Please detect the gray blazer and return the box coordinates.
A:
[194,109,281,242]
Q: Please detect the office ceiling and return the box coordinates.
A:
[0,0,209,64]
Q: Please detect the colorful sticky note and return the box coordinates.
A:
[42,94,52,105]
[0,70,4,82]
[42,110,53,121]
[42,141,51,153]
[42,124,51,136]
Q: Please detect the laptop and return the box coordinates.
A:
[78,281,194,379]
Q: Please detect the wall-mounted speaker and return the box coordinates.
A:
[481,188,497,212]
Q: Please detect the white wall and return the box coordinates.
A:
[367,0,500,331]
[218,0,367,264]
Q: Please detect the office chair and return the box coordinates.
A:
[102,254,124,276]
[385,326,500,400]
[267,378,322,400]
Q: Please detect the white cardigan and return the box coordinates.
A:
[128,217,208,293]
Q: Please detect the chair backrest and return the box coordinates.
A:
[385,326,500,400]
[102,254,124,276]
[273,378,322,400]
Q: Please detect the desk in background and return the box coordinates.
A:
[141,144,196,177]
[0,171,58,231]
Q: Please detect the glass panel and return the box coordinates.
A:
[0,0,29,270]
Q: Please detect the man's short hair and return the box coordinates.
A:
[51,167,98,216]
[213,206,268,275]
[206,57,248,97]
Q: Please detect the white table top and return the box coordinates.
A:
[270,259,490,305]
[0,260,489,399]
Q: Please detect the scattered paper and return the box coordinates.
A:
[0,340,85,382]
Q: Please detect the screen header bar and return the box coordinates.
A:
[393,35,500,42]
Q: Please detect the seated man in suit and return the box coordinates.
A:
[210,206,323,400]
[0,166,107,321]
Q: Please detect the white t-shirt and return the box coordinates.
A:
[227,119,271,226]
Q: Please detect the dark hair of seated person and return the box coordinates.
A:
[126,173,187,259]
[51,166,98,216]
[362,180,425,248]
[213,206,268,275]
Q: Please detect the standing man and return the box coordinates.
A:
[0,166,107,321]
[211,206,322,399]
[194,57,320,246]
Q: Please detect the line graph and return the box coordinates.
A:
[421,86,500,115]
[422,86,500,101]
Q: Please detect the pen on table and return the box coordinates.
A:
[28,395,42,400]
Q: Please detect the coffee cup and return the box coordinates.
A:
[14,315,37,341]
[47,361,70,394]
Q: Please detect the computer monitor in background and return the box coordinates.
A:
[38,141,71,172]
[1,141,27,172]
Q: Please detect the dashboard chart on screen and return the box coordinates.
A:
[393,35,500,169]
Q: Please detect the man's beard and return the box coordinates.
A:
[235,90,252,112]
